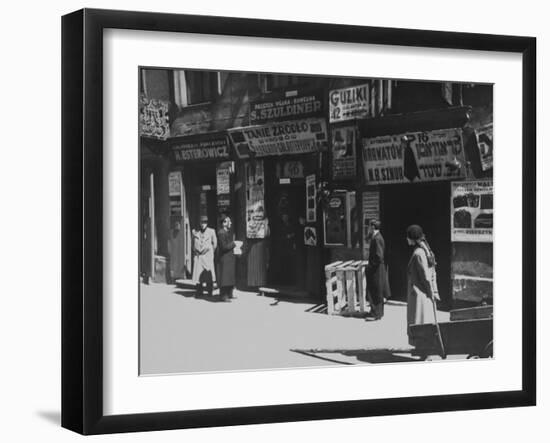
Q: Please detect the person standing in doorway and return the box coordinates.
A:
[366,220,391,320]
[192,215,217,298]
[217,215,237,301]
[405,224,440,346]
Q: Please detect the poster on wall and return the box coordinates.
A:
[329,83,370,123]
[245,160,268,239]
[139,95,170,140]
[306,174,317,223]
[451,180,493,242]
[168,171,183,216]
[475,123,493,171]
[228,118,328,158]
[362,128,466,184]
[331,126,357,179]
[216,162,232,219]
[304,226,317,246]
[323,191,347,246]
[361,190,380,259]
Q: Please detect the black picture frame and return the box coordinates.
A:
[61,8,536,435]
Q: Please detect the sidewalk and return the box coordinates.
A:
[139,282,450,375]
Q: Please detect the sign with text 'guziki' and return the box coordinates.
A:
[170,132,231,162]
[362,128,466,185]
[228,118,328,158]
[329,83,370,123]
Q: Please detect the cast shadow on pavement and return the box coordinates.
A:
[174,289,227,303]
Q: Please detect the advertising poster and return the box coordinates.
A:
[168,171,183,216]
[451,180,493,242]
[475,123,493,171]
[245,160,268,239]
[323,191,347,246]
[362,128,466,185]
[361,190,380,259]
[249,89,324,125]
[331,126,357,179]
[306,174,317,223]
[216,162,232,218]
[304,226,317,246]
[329,83,370,123]
[228,118,328,158]
[139,95,170,140]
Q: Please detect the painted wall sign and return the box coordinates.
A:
[228,118,328,158]
[331,125,357,179]
[329,83,370,123]
[171,132,231,162]
[139,95,170,140]
[362,128,466,184]
[306,174,317,223]
[245,160,268,239]
[451,180,493,242]
[475,123,493,171]
[249,89,324,125]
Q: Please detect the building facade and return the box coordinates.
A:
[139,68,493,309]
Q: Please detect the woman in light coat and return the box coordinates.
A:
[405,224,440,346]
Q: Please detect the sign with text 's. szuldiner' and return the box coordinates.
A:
[362,128,466,185]
[249,89,324,125]
[170,132,231,162]
[228,118,328,158]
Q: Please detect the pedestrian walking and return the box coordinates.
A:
[366,220,391,320]
[217,215,237,301]
[405,224,441,346]
[192,215,217,298]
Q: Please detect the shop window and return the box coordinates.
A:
[172,70,221,107]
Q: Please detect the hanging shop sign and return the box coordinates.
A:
[306,174,317,223]
[304,226,317,246]
[228,118,328,158]
[323,191,347,246]
[362,128,466,185]
[170,132,231,162]
[139,95,170,140]
[361,190,380,259]
[250,89,324,125]
[451,180,493,242]
[475,123,493,171]
[329,83,370,123]
[245,160,268,239]
[331,125,357,179]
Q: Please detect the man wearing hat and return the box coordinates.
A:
[366,220,391,320]
[192,215,217,298]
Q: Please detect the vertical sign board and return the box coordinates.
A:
[168,171,183,216]
[245,160,268,239]
[331,125,357,180]
[323,191,347,246]
[451,180,493,242]
[475,123,493,171]
[362,191,380,259]
[305,174,317,223]
[216,162,232,221]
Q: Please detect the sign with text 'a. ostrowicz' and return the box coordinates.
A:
[228,118,328,158]
[170,132,231,162]
[362,128,466,184]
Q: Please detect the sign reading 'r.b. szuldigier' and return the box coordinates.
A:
[170,132,231,162]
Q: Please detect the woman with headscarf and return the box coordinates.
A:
[405,224,440,346]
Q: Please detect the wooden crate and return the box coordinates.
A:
[325,260,369,316]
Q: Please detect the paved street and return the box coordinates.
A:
[139,283,451,375]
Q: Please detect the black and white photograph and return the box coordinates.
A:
[139,68,494,375]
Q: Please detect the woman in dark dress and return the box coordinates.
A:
[217,215,237,300]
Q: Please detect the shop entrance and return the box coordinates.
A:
[381,182,451,308]
[265,162,307,289]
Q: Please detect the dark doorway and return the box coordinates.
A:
[381,182,451,308]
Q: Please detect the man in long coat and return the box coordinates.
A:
[217,215,237,300]
[366,220,391,320]
[192,215,217,297]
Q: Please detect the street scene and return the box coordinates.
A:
[139,68,493,375]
